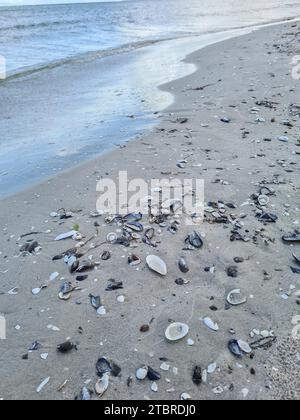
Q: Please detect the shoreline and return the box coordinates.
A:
[0,20,299,400]
[1,17,300,199]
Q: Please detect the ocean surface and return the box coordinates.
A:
[0,0,300,197]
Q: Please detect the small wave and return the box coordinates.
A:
[0,19,82,32]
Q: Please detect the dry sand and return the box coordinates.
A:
[0,21,299,400]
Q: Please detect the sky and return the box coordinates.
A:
[0,0,124,5]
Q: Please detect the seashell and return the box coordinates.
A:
[101,251,111,261]
[96,357,112,377]
[123,212,143,223]
[27,241,39,253]
[192,366,202,385]
[151,382,158,392]
[165,322,189,342]
[95,373,109,397]
[70,259,79,273]
[55,231,77,241]
[31,287,42,296]
[237,340,252,354]
[128,254,141,266]
[81,386,91,401]
[40,353,48,360]
[258,195,269,206]
[136,366,148,380]
[180,392,192,400]
[187,338,194,346]
[58,291,71,301]
[207,363,217,374]
[57,341,76,353]
[117,295,125,303]
[89,294,101,310]
[76,260,95,273]
[106,280,123,291]
[228,339,243,358]
[146,255,167,276]
[7,287,19,295]
[50,272,59,282]
[60,281,73,295]
[293,254,300,265]
[185,231,203,249]
[143,228,156,246]
[36,377,50,393]
[97,306,106,316]
[178,257,189,274]
[226,289,247,306]
[124,222,144,232]
[203,317,219,332]
[282,233,300,243]
[160,362,170,371]
[76,275,88,282]
[147,366,161,381]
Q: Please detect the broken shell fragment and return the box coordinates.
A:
[55,231,77,241]
[146,255,167,276]
[203,317,219,332]
[165,322,189,342]
[226,289,247,306]
[136,366,148,380]
[128,254,141,266]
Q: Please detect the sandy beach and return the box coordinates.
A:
[0,21,299,400]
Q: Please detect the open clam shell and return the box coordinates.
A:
[165,322,189,342]
[226,289,247,306]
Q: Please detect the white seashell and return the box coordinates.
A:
[67,255,77,267]
[213,386,224,394]
[7,287,19,295]
[146,255,167,276]
[160,362,170,371]
[47,325,60,332]
[97,306,106,316]
[49,272,59,282]
[202,369,208,383]
[207,363,217,374]
[261,330,270,338]
[95,373,109,396]
[117,295,125,303]
[106,232,118,243]
[165,322,189,341]
[180,392,192,400]
[258,195,269,206]
[187,338,194,346]
[58,292,71,301]
[32,288,41,295]
[55,231,77,241]
[151,382,158,392]
[203,317,219,332]
[36,377,50,393]
[226,289,247,306]
[136,366,148,380]
[41,353,48,360]
[237,340,252,354]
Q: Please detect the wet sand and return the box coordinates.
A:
[0,21,299,400]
